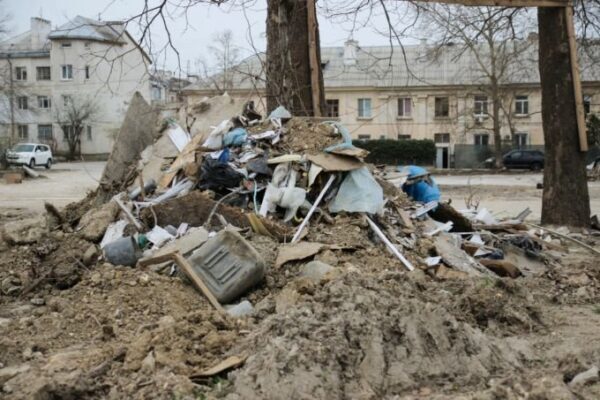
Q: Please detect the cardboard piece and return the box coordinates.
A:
[307,153,363,171]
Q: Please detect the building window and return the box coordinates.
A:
[61,125,76,141]
[357,134,371,140]
[87,125,92,141]
[85,66,90,80]
[474,95,488,116]
[61,42,72,48]
[584,95,592,115]
[474,133,489,146]
[38,124,53,141]
[17,96,28,110]
[37,96,51,109]
[514,132,529,147]
[397,97,412,118]
[61,65,73,80]
[515,95,529,115]
[151,85,162,101]
[325,99,339,118]
[15,67,27,81]
[36,66,51,81]
[17,125,28,140]
[62,95,72,107]
[358,98,372,118]
[435,97,449,117]
[434,133,450,143]
[397,134,411,140]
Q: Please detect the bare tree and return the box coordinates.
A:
[210,30,241,91]
[419,4,536,167]
[54,95,99,160]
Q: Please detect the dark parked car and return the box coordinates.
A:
[502,149,545,170]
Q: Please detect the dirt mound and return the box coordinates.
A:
[0,264,244,399]
[450,278,544,336]
[222,272,529,399]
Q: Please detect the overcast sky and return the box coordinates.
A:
[3,0,410,74]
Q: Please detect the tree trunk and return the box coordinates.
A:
[265,0,325,116]
[538,7,590,227]
[491,83,503,168]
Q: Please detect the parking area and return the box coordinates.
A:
[0,161,105,212]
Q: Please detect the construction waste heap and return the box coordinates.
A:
[1,92,600,399]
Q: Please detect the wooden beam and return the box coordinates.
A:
[137,250,225,313]
[564,6,589,152]
[423,0,569,7]
[172,252,225,314]
[307,0,322,117]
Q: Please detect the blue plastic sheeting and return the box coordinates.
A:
[223,127,248,147]
[329,167,384,214]
[217,148,230,164]
[399,165,441,203]
[323,121,360,154]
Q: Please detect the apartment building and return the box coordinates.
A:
[181,39,600,168]
[0,16,151,156]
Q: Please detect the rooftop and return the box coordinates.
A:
[183,40,600,92]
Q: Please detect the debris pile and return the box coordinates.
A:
[1,93,600,399]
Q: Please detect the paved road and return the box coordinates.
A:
[0,162,105,212]
[436,173,600,222]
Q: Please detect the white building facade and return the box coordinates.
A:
[0,16,152,157]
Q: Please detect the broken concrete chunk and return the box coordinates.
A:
[78,200,119,242]
[434,234,495,277]
[299,261,334,282]
[1,216,47,245]
[97,92,160,200]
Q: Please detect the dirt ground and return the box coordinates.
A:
[1,166,600,399]
[0,162,104,212]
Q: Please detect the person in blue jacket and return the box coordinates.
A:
[399,165,441,203]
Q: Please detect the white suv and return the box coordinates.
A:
[6,143,53,169]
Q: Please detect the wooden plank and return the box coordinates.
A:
[137,251,179,268]
[190,355,247,379]
[423,0,569,7]
[307,0,322,117]
[172,252,225,313]
[564,6,589,152]
[114,197,143,232]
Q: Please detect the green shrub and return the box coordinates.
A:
[353,139,436,166]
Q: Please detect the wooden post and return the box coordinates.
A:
[307,0,322,117]
[564,5,588,152]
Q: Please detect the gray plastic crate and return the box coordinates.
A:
[187,230,265,303]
